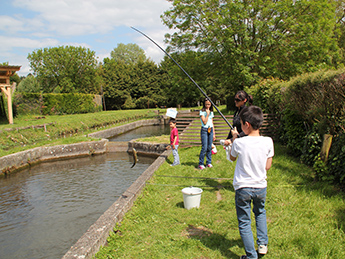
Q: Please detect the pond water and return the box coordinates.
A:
[108,124,170,142]
[0,125,167,259]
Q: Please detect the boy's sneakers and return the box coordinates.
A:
[258,244,268,254]
[206,164,213,168]
[198,165,205,170]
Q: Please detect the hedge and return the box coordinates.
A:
[14,92,102,115]
[247,69,345,186]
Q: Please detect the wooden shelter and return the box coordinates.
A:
[0,65,21,124]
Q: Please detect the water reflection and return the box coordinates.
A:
[108,124,170,142]
[0,153,155,259]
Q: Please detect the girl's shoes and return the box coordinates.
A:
[198,165,205,170]
[206,164,213,168]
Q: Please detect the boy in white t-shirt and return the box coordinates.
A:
[230,106,274,259]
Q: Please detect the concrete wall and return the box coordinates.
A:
[1,118,166,175]
[88,118,164,139]
[0,139,108,174]
[128,139,169,156]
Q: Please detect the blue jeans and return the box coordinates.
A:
[235,187,268,259]
[199,127,213,166]
[171,145,180,165]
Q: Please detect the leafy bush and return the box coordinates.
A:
[14,93,101,116]
[301,129,322,167]
[283,69,345,136]
[280,108,307,157]
[14,93,42,115]
[42,93,100,115]
[246,77,285,114]
[250,69,345,187]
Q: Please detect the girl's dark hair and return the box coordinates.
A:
[235,90,253,106]
[202,98,213,111]
[239,106,263,130]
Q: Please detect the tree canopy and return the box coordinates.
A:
[162,0,341,101]
[28,46,100,94]
[110,43,147,65]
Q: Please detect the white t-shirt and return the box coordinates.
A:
[231,136,274,190]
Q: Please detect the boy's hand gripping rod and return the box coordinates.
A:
[131,27,233,130]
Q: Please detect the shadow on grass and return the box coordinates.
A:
[336,207,345,233]
[185,224,242,258]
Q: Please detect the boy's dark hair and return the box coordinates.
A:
[169,118,176,124]
[239,106,263,130]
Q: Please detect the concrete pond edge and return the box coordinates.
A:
[0,118,167,175]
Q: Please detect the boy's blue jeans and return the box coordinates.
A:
[235,187,268,259]
[171,145,180,165]
[199,127,213,166]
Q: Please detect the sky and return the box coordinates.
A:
[0,0,174,76]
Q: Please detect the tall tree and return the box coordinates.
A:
[110,43,147,65]
[159,51,225,107]
[162,0,341,102]
[102,57,168,110]
[28,46,100,94]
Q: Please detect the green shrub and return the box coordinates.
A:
[313,155,331,182]
[42,93,100,115]
[301,129,322,167]
[14,92,42,115]
[246,77,285,114]
[14,92,101,116]
[283,69,345,136]
[280,108,307,157]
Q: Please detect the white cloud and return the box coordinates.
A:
[1,0,175,76]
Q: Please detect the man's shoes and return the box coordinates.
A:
[258,244,268,254]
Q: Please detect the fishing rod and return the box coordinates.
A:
[131,27,233,130]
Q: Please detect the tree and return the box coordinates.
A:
[162,0,341,106]
[28,46,100,94]
[159,51,225,107]
[16,74,41,93]
[102,57,168,110]
[110,43,147,65]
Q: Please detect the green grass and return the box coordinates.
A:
[95,144,345,259]
[0,110,159,157]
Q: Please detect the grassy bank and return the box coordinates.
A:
[95,144,345,259]
[0,109,159,157]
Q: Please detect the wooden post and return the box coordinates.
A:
[320,134,333,163]
[0,65,21,124]
[0,83,15,124]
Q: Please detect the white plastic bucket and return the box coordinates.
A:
[181,187,203,209]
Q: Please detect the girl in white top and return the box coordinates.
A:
[198,98,216,169]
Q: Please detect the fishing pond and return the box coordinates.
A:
[0,124,169,259]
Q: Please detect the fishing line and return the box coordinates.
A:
[147,183,233,188]
[131,27,233,129]
[155,175,232,181]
